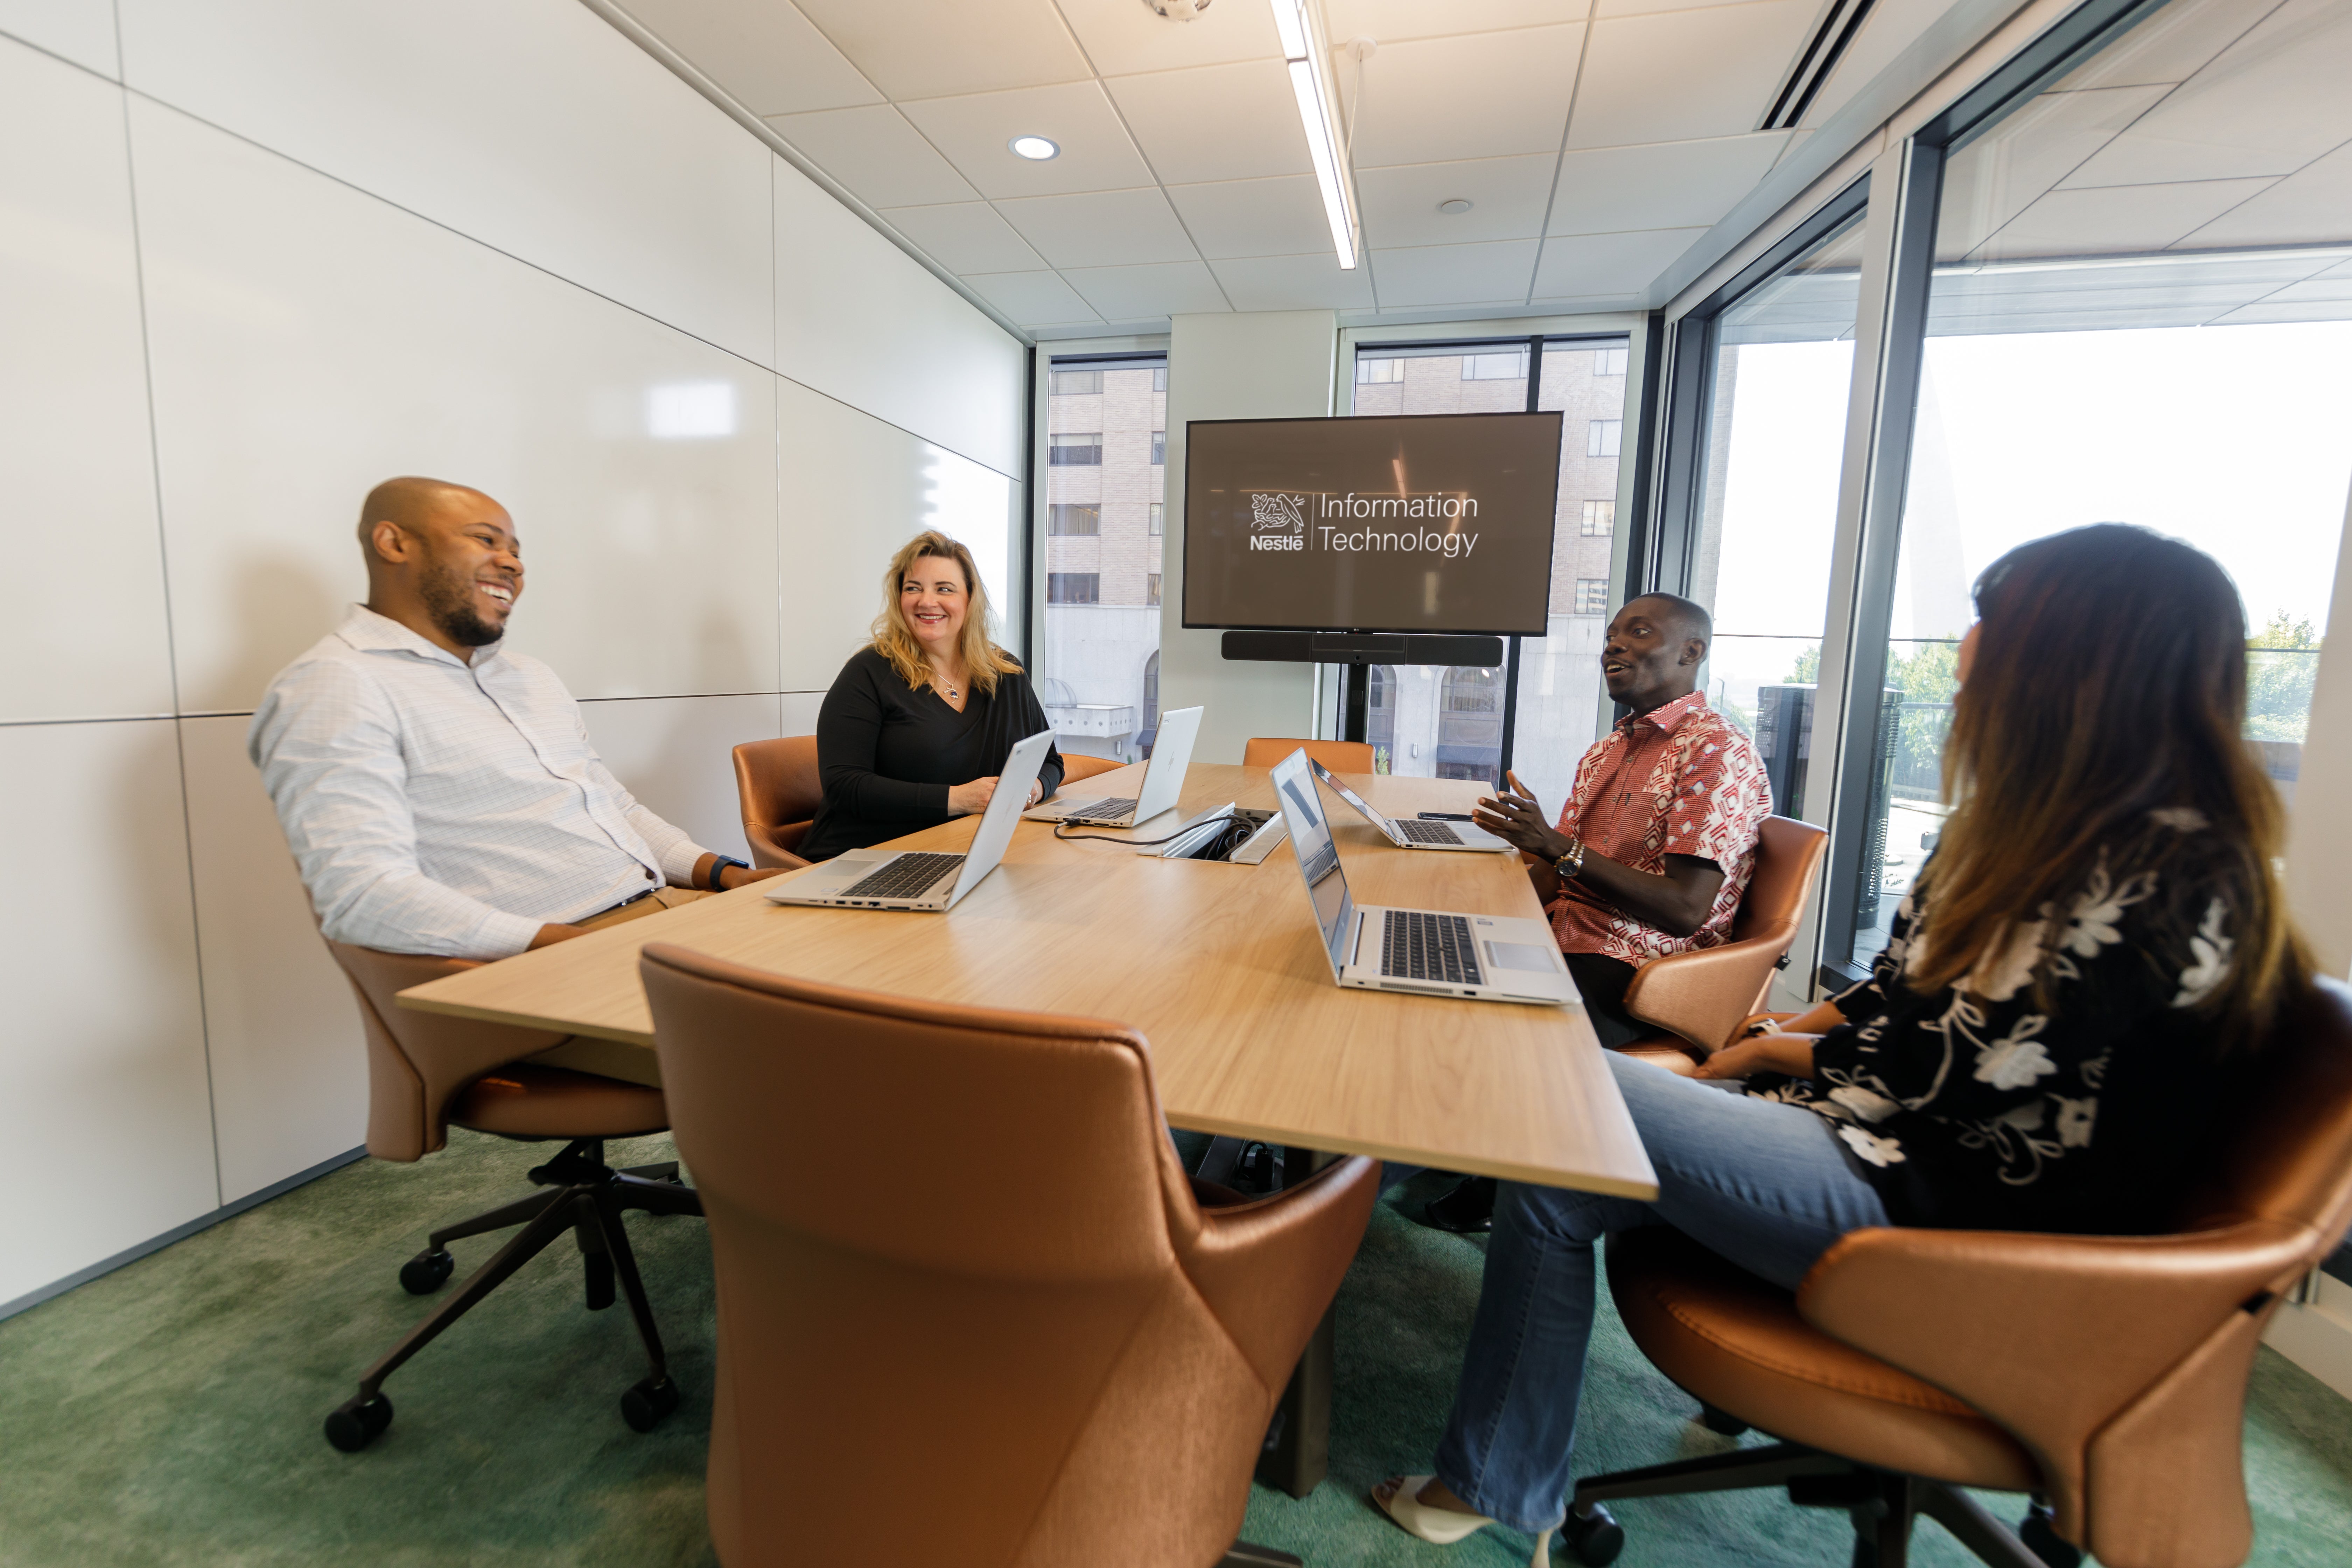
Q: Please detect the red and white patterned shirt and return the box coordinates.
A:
[1548,689,1773,968]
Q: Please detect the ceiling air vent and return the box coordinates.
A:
[1762,0,1879,131]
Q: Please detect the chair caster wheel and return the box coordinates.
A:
[399,1249,454,1294]
[1698,1402,1749,1436]
[2018,1504,2081,1568]
[621,1375,680,1433]
[323,1392,394,1452]
[1561,1502,1623,1566]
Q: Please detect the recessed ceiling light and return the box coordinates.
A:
[1438,198,1474,215]
[1009,135,1059,161]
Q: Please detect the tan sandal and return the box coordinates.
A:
[1372,1476,1554,1565]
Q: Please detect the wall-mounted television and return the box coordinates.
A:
[1181,411,1563,637]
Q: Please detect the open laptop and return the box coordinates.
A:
[1309,758,1513,853]
[1269,749,1576,1006]
[765,729,1055,912]
[1023,705,1203,828]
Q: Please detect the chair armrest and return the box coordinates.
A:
[745,822,811,871]
[1798,1219,2312,1471]
[1178,1155,1379,1393]
[1622,938,1784,1051]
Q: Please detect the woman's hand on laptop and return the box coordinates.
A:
[948,776,999,816]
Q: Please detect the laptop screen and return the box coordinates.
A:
[1307,756,1384,829]
[1270,750,1351,978]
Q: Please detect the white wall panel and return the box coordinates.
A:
[115,0,774,366]
[774,157,1026,479]
[582,693,783,864]
[131,99,782,713]
[0,38,174,722]
[780,691,825,735]
[776,376,1017,692]
[0,0,115,76]
[0,720,216,1304]
[178,715,365,1204]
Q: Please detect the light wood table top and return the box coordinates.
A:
[399,763,1656,1198]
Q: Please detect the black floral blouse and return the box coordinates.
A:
[1757,812,2250,1234]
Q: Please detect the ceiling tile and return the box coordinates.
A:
[1345,26,1588,167]
[996,187,1201,268]
[616,0,882,115]
[1327,1,1593,44]
[2061,0,2352,186]
[1547,133,1786,236]
[1795,0,1956,128]
[1370,239,1539,307]
[877,202,1046,273]
[899,82,1154,199]
[1532,226,1705,295]
[1929,84,2171,258]
[1975,178,2279,261]
[1358,154,1558,246]
[2051,0,2286,92]
[2176,141,2352,248]
[764,105,980,208]
[1105,59,1313,184]
[964,269,1102,325]
[1061,259,1232,318]
[1210,252,1378,309]
[1057,0,1285,74]
[1567,2,1818,149]
[1164,176,1336,258]
[791,0,1092,98]
[1526,291,1648,312]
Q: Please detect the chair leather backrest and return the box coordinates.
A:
[1729,816,1827,944]
[638,942,1286,1568]
[732,736,822,865]
[322,940,570,1161]
[2192,978,2352,1244]
[1242,736,1376,772]
[1059,752,1125,784]
[1621,817,1826,1050]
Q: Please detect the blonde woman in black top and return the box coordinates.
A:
[798,531,1063,862]
[1374,524,2311,1560]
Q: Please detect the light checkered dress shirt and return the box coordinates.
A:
[250,605,712,960]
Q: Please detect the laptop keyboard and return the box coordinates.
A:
[1394,818,1465,846]
[838,852,964,901]
[1382,910,1484,986]
[1063,796,1137,820]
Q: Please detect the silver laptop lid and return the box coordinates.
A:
[1133,705,1203,822]
[944,729,1057,906]
[1270,749,1353,981]
[1307,756,1392,834]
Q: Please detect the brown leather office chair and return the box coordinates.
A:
[318,940,702,1452]
[1614,816,1827,1076]
[1558,978,2352,1568]
[1242,736,1376,772]
[638,942,1381,1568]
[730,736,820,869]
[1060,751,1125,784]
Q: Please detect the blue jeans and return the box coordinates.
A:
[1432,1053,1892,1533]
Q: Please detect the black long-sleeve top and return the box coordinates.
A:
[1755,816,2257,1235]
[797,646,1064,862]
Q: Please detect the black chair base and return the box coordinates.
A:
[1566,1440,2077,1568]
[1220,1544,1303,1567]
[324,1138,702,1452]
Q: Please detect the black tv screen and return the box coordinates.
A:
[1182,412,1563,636]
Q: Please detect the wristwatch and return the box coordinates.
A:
[705,854,749,890]
[1552,840,1586,882]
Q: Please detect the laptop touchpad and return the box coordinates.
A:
[1486,941,1560,973]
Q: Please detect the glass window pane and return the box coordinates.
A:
[1037,356,1166,764]
[1843,0,2352,967]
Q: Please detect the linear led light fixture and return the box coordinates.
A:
[1272,0,1359,269]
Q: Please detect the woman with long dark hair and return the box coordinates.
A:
[1373,524,2310,1562]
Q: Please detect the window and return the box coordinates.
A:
[1356,357,1404,383]
[1586,419,1622,458]
[1049,432,1102,466]
[1436,667,1504,786]
[1463,351,1529,380]
[1574,578,1610,615]
[1152,366,1167,392]
[1150,430,1165,465]
[1146,573,1161,607]
[1047,573,1099,604]
[1049,504,1099,537]
[1051,369,1102,395]
[1595,346,1629,376]
[1581,500,1615,537]
[1148,502,1163,536]
[1366,665,1396,770]
[1142,651,1160,738]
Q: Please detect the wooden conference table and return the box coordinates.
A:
[398,760,1657,1495]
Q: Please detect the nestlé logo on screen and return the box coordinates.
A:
[1248,492,1307,550]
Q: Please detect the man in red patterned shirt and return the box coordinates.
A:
[1427,593,1772,1230]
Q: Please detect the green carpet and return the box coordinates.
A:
[2,1136,2347,1566]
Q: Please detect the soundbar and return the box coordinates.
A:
[1220,631,1506,667]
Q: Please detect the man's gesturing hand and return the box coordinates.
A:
[1472,772,1570,861]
